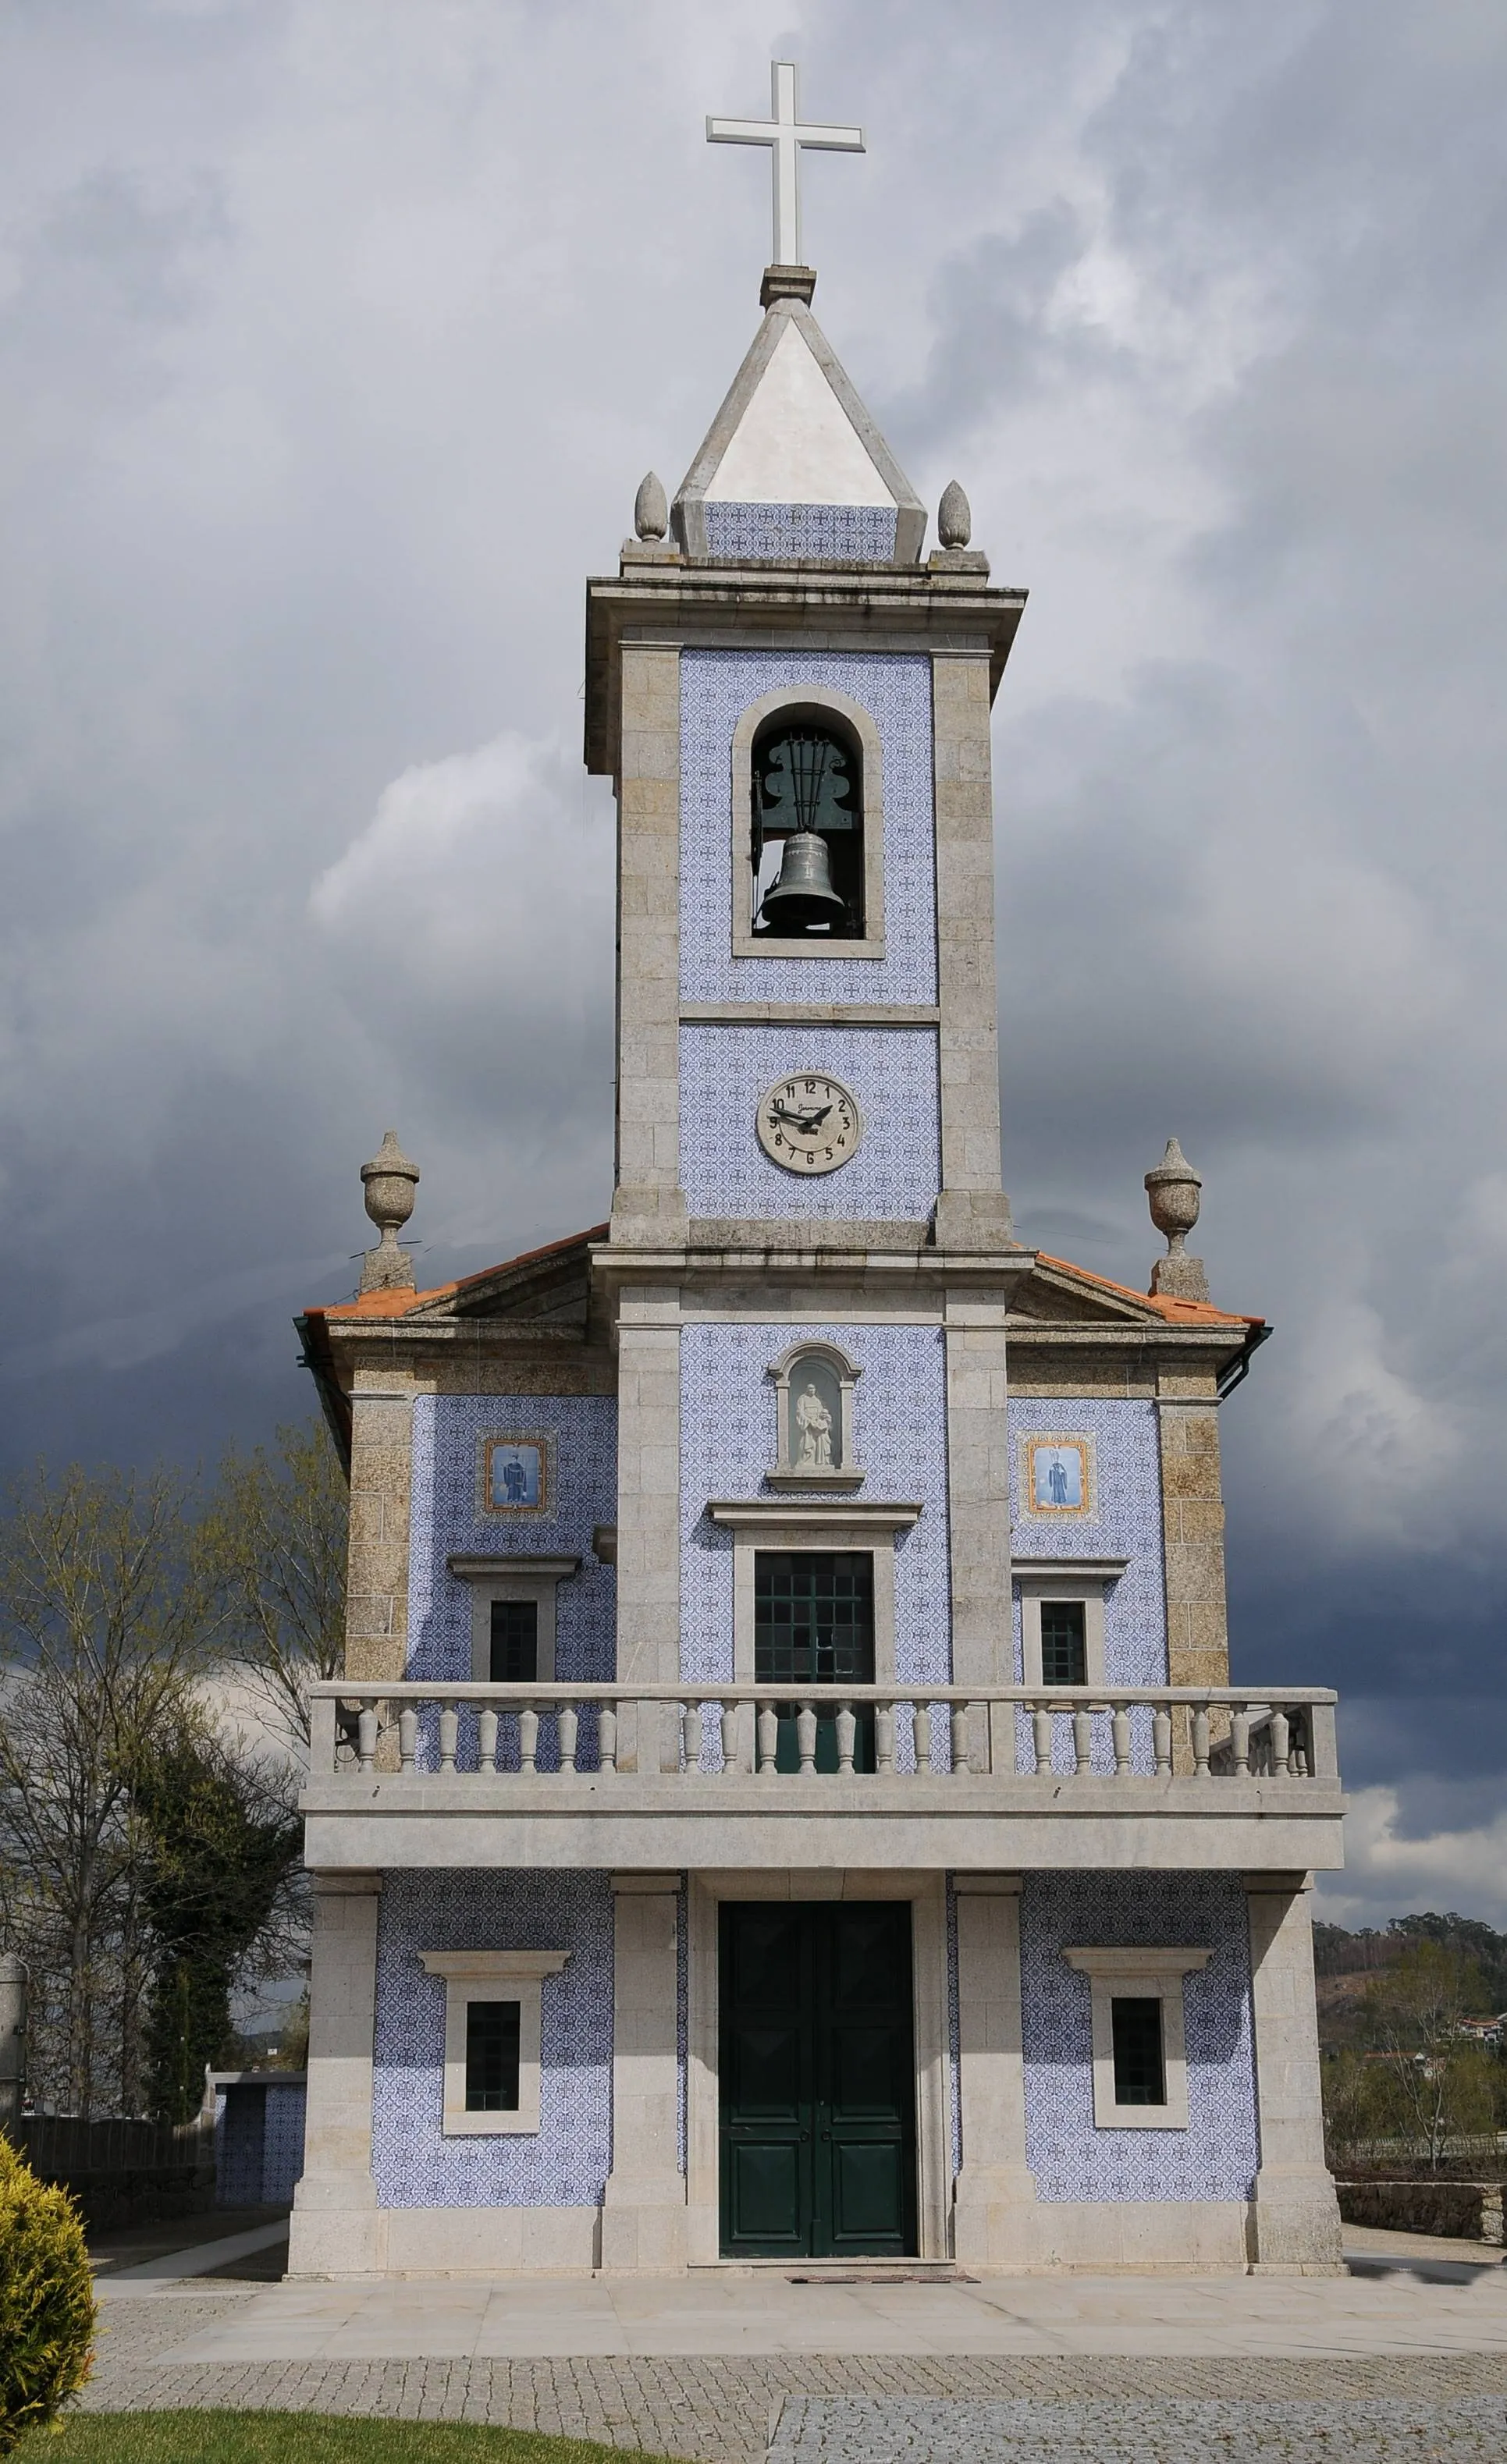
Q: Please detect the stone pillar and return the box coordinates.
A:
[600,1874,687,2271]
[931,648,1012,1252]
[951,1876,1038,2267]
[343,1384,415,1688]
[0,1955,25,2140]
[615,1294,681,1688]
[1157,1375,1230,1692]
[612,641,687,1241]
[287,1873,385,2278]
[1245,1873,1342,2274]
[944,1294,1013,1690]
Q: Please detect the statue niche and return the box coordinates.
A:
[766,1343,864,1491]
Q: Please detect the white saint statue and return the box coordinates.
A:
[794,1379,834,1469]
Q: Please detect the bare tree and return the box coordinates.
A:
[1357,1940,1500,2170]
[0,1465,225,2116]
[208,1421,347,1756]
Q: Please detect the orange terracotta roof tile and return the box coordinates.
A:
[304,1222,609,1324]
[1033,1252,1262,1330]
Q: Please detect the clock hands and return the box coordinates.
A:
[769,1098,836,1138]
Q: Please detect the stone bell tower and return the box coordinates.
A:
[584,80,1029,1727]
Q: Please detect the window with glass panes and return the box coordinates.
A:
[464,1999,521,2111]
[754,1552,875,1773]
[1110,1996,1166,2105]
[1040,1599,1087,1687]
[489,1599,538,1682]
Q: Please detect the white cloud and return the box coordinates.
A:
[1314,1786,1507,1934]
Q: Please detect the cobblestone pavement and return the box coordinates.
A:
[81,2292,1507,2462]
[769,2391,1507,2462]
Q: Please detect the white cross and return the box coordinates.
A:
[707,62,865,270]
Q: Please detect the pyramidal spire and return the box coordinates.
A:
[677,62,926,566]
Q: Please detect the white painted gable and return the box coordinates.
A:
[703,320,894,506]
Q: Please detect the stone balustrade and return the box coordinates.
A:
[307,1681,1337,1787]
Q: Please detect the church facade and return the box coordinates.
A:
[290,214,1345,2280]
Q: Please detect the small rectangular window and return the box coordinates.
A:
[1110,1995,1166,2105]
[464,2000,521,2111]
[489,1599,538,1682]
[1040,1599,1087,1687]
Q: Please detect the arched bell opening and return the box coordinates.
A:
[749,713,864,938]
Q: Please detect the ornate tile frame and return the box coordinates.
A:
[477,1433,556,1520]
[1020,1433,1096,1520]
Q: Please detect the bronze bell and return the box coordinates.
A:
[759,829,846,931]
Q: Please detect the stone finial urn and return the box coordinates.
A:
[359,1129,419,1293]
[1145,1137,1210,1302]
[634,471,668,541]
[937,479,972,549]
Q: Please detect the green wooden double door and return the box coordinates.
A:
[718,1901,918,2260]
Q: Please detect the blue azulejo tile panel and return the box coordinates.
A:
[262,2081,307,2204]
[407,1395,617,1701]
[680,1026,940,1222]
[371,1869,613,2210]
[680,1322,951,1695]
[1020,1872,1258,2204]
[680,649,937,1006]
[702,503,899,563]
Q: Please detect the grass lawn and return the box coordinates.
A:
[25,2413,689,2464]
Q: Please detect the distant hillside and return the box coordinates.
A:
[1314,1912,1507,2051]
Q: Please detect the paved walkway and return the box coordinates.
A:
[82,2248,1507,2461]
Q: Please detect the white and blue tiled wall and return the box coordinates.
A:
[406,1394,617,1689]
[701,504,897,563]
[371,1869,613,2211]
[679,1024,941,1221]
[1018,1871,1259,2203]
[680,1321,952,1692]
[679,648,937,1008]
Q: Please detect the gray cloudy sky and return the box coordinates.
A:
[2,0,1503,1928]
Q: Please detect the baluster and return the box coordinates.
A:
[357,1700,378,1773]
[796,1700,818,1776]
[399,1705,418,1771]
[1072,1706,1092,1775]
[1269,1708,1291,1777]
[438,1701,459,1775]
[757,1700,779,1776]
[835,1701,856,1777]
[717,1699,734,1775]
[681,1700,701,1773]
[478,1708,499,1776]
[875,1702,895,1775]
[1111,1706,1131,1777]
[599,1704,617,1773]
[559,1703,578,1774]
[1192,1706,1211,1777]
[914,1702,933,1774]
[1153,1708,1172,1777]
[1032,1704,1053,1775]
[519,1706,538,1775]
[1230,1706,1250,1777]
[951,1702,969,1777]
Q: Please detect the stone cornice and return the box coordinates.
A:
[584,564,1027,775]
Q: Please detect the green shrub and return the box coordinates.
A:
[0,2136,95,2452]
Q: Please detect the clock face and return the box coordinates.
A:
[755,1073,863,1175]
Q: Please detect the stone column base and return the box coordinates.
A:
[1246,2165,1345,2274]
[951,2164,1040,2269]
[287,2169,384,2278]
[599,2175,688,2272]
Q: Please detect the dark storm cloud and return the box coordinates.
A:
[0,0,1502,1916]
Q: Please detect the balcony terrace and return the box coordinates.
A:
[302,1681,1344,1876]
